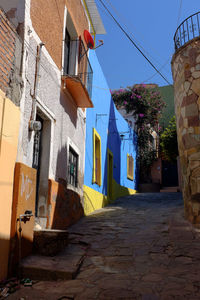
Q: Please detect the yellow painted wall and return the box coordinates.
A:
[112,179,137,199]
[83,180,137,215]
[83,185,109,215]
[0,90,20,280]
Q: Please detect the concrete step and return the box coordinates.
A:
[21,244,86,281]
[33,229,69,256]
[160,186,180,193]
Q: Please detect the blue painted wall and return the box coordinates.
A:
[84,51,138,195]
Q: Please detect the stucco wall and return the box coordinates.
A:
[47,179,84,229]
[172,37,200,223]
[9,162,36,273]
[0,90,20,280]
[30,0,89,69]
[20,34,86,189]
[17,1,87,226]
[84,51,137,214]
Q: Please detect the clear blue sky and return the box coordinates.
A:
[94,0,200,90]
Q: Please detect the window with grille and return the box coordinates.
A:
[68,146,78,187]
[92,128,101,186]
[127,154,134,181]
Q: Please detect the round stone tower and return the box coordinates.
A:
[171,12,200,223]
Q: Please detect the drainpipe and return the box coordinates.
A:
[30,42,45,121]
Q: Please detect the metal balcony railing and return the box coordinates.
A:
[174,11,200,51]
[63,39,93,98]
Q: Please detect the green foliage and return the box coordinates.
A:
[112,85,165,129]
[112,84,166,182]
[160,116,178,162]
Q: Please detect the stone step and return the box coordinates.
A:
[33,229,69,256]
[21,244,86,281]
[160,186,180,193]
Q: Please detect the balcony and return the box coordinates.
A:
[62,39,93,108]
[174,11,200,51]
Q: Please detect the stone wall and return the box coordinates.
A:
[172,37,200,223]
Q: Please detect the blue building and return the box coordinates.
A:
[83,51,138,215]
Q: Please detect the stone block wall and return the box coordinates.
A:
[172,38,200,223]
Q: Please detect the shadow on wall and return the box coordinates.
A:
[59,89,78,128]
[47,147,84,230]
[112,179,136,199]
[8,163,36,278]
[0,237,12,280]
[102,98,121,200]
[8,228,34,278]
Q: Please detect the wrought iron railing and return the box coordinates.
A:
[174,11,200,51]
[63,39,93,97]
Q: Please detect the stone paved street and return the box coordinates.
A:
[8,193,200,299]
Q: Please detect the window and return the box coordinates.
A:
[63,28,71,74]
[68,146,78,187]
[127,154,134,181]
[92,128,101,186]
[61,12,93,107]
[63,12,78,76]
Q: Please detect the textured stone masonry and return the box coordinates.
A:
[172,37,200,223]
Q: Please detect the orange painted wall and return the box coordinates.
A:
[47,179,84,230]
[0,91,20,280]
[30,0,89,69]
[9,163,36,273]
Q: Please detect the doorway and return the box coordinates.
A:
[32,114,43,216]
[162,160,178,187]
[32,110,51,227]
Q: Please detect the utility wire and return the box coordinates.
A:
[142,57,172,84]
[97,0,172,86]
[97,2,171,79]
[104,0,170,72]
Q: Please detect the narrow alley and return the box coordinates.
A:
[8,192,200,299]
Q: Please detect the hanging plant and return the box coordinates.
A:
[112,84,166,182]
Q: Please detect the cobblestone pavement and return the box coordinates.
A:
[8,193,200,299]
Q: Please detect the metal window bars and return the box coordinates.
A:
[63,39,93,98]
